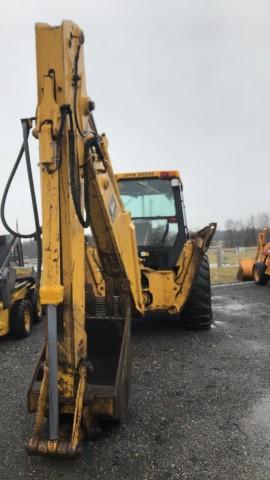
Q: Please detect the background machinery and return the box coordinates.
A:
[4,21,216,457]
[238,228,270,284]
[0,234,39,338]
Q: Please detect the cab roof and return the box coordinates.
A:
[115,170,182,183]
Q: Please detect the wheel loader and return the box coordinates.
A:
[237,228,270,284]
[0,234,39,338]
[2,21,216,457]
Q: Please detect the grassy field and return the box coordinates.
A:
[210,265,239,285]
[209,246,256,285]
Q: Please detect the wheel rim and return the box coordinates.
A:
[24,308,31,333]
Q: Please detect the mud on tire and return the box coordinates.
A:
[180,254,212,329]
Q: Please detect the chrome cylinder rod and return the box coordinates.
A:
[47,304,59,440]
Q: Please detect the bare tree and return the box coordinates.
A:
[221,212,270,247]
[256,212,270,230]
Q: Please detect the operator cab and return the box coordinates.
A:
[116,171,189,270]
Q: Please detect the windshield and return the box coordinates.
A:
[118,178,179,247]
[119,179,176,218]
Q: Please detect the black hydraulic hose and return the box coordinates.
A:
[22,120,42,286]
[46,105,73,174]
[70,43,109,225]
[68,122,90,228]
[0,120,42,286]
[73,44,87,138]
[0,139,35,238]
[72,44,98,140]
[0,102,101,287]
[42,104,91,228]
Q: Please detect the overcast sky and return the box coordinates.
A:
[0,0,270,233]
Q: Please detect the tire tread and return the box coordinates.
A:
[180,255,212,329]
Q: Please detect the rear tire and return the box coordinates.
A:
[253,262,268,285]
[9,299,33,339]
[180,255,212,329]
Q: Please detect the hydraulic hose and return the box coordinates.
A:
[68,128,90,228]
[22,120,42,285]
[0,119,42,286]
[45,104,92,229]
[1,103,103,289]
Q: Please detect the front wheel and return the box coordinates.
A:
[180,255,212,329]
[253,262,268,285]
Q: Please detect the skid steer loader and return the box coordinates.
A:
[0,234,39,338]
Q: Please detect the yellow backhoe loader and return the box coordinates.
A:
[238,228,270,284]
[2,21,216,457]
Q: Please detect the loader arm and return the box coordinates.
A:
[83,132,144,313]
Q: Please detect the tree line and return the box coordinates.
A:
[214,212,270,248]
[21,212,270,257]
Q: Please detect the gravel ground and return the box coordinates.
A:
[1,283,270,479]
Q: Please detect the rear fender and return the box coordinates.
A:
[191,222,217,253]
[142,223,217,315]
[173,223,217,313]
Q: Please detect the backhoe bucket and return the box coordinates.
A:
[26,297,131,458]
[237,258,255,281]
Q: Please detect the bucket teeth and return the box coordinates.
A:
[26,438,81,458]
[26,363,87,458]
